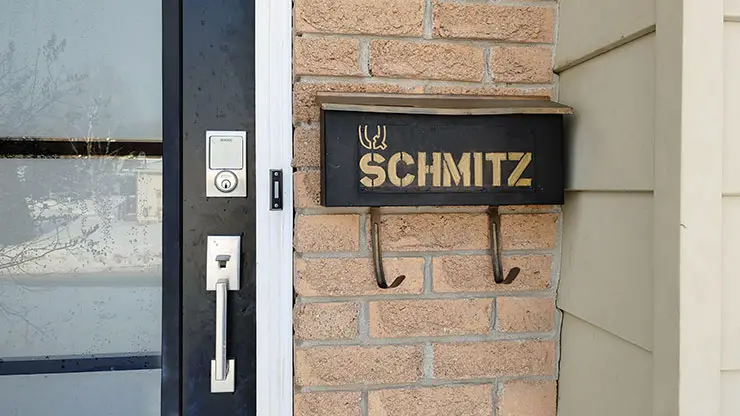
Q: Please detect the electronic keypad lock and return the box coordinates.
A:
[206,130,247,197]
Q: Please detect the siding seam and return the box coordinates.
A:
[554,24,656,74]
[560,312,653,353]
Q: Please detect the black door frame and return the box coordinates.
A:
[162,0,267,414]
[160,0,182,413]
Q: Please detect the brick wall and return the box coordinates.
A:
[292,0,561,415]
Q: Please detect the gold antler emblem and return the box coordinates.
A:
[358,125,388,151]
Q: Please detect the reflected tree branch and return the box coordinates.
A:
[0,36,119,334]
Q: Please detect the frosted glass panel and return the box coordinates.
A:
[0,0,163,410]
[0,0,162,139]
[0,370,160,416]
[0,285,161,358]
[0,157,162,357]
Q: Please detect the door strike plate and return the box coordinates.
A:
[270,169,283,211]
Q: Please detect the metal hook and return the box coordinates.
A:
[488,206,520,284]
[370,207,406,289]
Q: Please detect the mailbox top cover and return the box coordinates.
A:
[318,92,573,208]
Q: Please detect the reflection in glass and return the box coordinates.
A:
[0,0,161,139]
[0,157,162,357]
[0,0,163,412]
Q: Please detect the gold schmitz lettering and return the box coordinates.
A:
[359,151,533,188]
[356,125,533,189]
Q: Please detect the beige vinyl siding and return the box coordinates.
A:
[723,23,740,196]
[557,315,652,416]
[559,35,655,192]
[722,15,740,415]
[727,0,740,16]
[559,192,653,349]
[556,1,656,414]
[722,371,740,416]
[555,0,655,70]
[723,197,740,370]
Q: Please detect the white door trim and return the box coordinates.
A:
[255,0,293,413]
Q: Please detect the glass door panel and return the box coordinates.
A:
[0,157,162,358]
[0,0,161,139]
[0,371,160,416]
[0,1,163,415]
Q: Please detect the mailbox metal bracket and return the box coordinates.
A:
[369,207,406,289]
[487,206,520,285]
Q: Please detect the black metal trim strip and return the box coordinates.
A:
[0,139,163,157]
[0,355,161,376]
[161,0,183,413]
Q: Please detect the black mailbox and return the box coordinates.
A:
[318,93,572,208]
[317,92,572,288]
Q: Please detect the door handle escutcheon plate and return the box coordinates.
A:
[207,236,241,393]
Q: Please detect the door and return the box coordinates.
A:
[163,0,260,413]
[0,0,292,414]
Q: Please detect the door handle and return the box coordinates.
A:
[214,279,230,382]
[207,236,241,394]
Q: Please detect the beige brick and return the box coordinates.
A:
[377,213,489,251]
[368,385,492,416]
[294,81,422,124]
[433,255,552,293]
[294,36,362,77]
[295,257,424,296]
[295,215,359,253]
[295,391,362,416]
[369,299,492,338]
[424,85,553,98]
[434,340,555,379]
[295,0,423,36]
[496,297,555,333]
[434,3,555,43]
[293,125,321,168]
[294,302,359,341]
[295,345,423,386]
[370,40,484,82]
[490,46,553,84]
[294,171,321,208]
[500,214,558,250]
[497,380,556,416]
